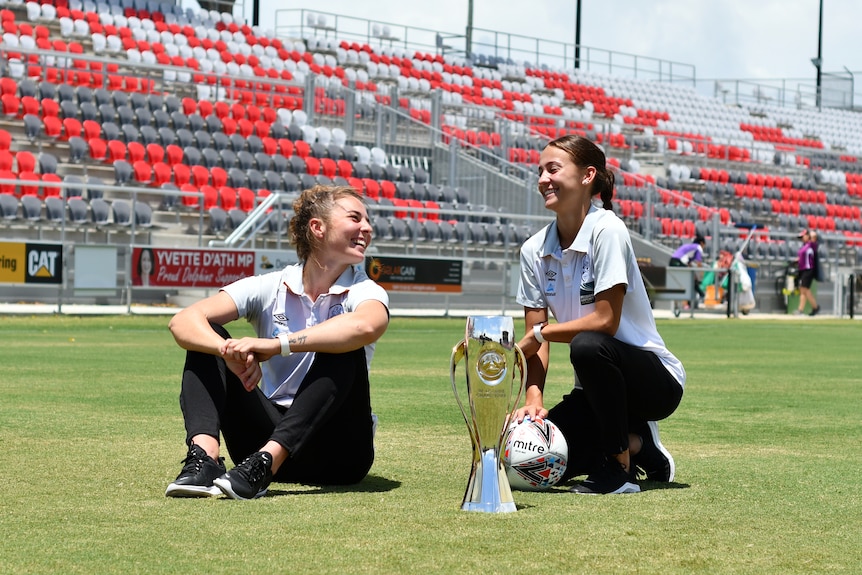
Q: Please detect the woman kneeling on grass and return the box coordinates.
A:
[515,135,685,494]
[165,185,389,500]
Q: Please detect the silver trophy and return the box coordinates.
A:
[450,315,526,513]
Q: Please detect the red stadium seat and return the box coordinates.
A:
[201,185,218,210]
[361,178,379,199]
[304,156,320,176]
[379,180,396,200]
[261,137,277,155]
[41,174,62,198]
[146,143,164,164]
[293,140,310,158]
[336,159,353,178]
[15,151,36,173]
[347,177,364,194]
[18,171,41,197]
[191,165,210,187]
[82,119,102,140]
[132,160,152,184]
[221,116,237,135]
[151,162,171,187]
[106,140,126,163]
[210,167,227,188]
[43,116,62,139]
[172,163,190,187]
[320,158,337,178]
[127,141,146,163]
[0,169,15,195]
[277,138,294,157]
[180,183,199,208]
[238,187,255,212]
[165,144,184,166]
[88,138,107,161]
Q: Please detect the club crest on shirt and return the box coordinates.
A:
[544,269,557,295]
[328,304,344,318]
[580,254,596,305]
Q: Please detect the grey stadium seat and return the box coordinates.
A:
[111,199,132,227]
[0,194,19,222]
[21,194,43,222]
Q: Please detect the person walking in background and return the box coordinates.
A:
[669,235,706,269]
[669,235,706,308]
[795,229,820,316]
[165,185,390,500]
[515,135,685,495]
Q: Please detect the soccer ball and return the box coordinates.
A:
[503,417,568,491]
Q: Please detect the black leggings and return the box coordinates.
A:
[547,331,683,477]
[179,323,375,485]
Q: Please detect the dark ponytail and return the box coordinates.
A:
[546,135,615,211]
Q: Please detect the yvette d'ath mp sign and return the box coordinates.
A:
[365,256,462,293]
[132,247,255,288]
[0,242,63,284]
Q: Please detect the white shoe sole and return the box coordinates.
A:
[212,477,267,500]
[165,483,222,498]
[646,420,675,482]
[570,480,641,495]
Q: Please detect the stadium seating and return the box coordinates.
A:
[0,1,858,268]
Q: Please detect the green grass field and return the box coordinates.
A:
[1,315,860,574]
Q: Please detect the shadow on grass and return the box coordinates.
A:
[267,474,401,497]
[640,480,690,491]
[549,479,690,494]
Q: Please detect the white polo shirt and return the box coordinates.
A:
[517,203,685,388]
[222,263,389,406]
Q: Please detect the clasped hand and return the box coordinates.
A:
[220,337,279,392]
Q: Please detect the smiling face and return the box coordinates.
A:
[316,196,373,266]
[537,145,595,213]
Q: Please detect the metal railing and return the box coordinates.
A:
[272,8,696,84]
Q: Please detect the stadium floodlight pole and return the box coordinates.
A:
[574,0,582,69]
[814,0,823,110]
[466,0,474,59]
[252,0,259,27]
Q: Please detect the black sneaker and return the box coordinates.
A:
[808,306,820,316]
[165,443,226,498]
[632,420,675,482]
[570,457,640,495]
[213,451,273,500]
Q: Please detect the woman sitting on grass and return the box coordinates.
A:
[165,185,389,500]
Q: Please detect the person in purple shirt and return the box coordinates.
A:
[669,235,706,267]
[669,235,706,307]
[795,229,820,315]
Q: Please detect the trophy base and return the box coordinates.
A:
[461,501,518,514]
[460,449,517,514]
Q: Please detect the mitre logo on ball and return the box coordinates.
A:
[503,417,568,491]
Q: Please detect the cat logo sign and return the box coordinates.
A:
[29,248,61,280]
[0,242,63,284]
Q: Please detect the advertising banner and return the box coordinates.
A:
[365,256,462,293]
[131,247,256,288]
[0,242,63,285]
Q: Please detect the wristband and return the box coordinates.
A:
[277,333,293,356]
[533,323,546,344]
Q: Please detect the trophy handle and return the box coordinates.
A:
[449,339,478,446]
[499,344,527,449]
